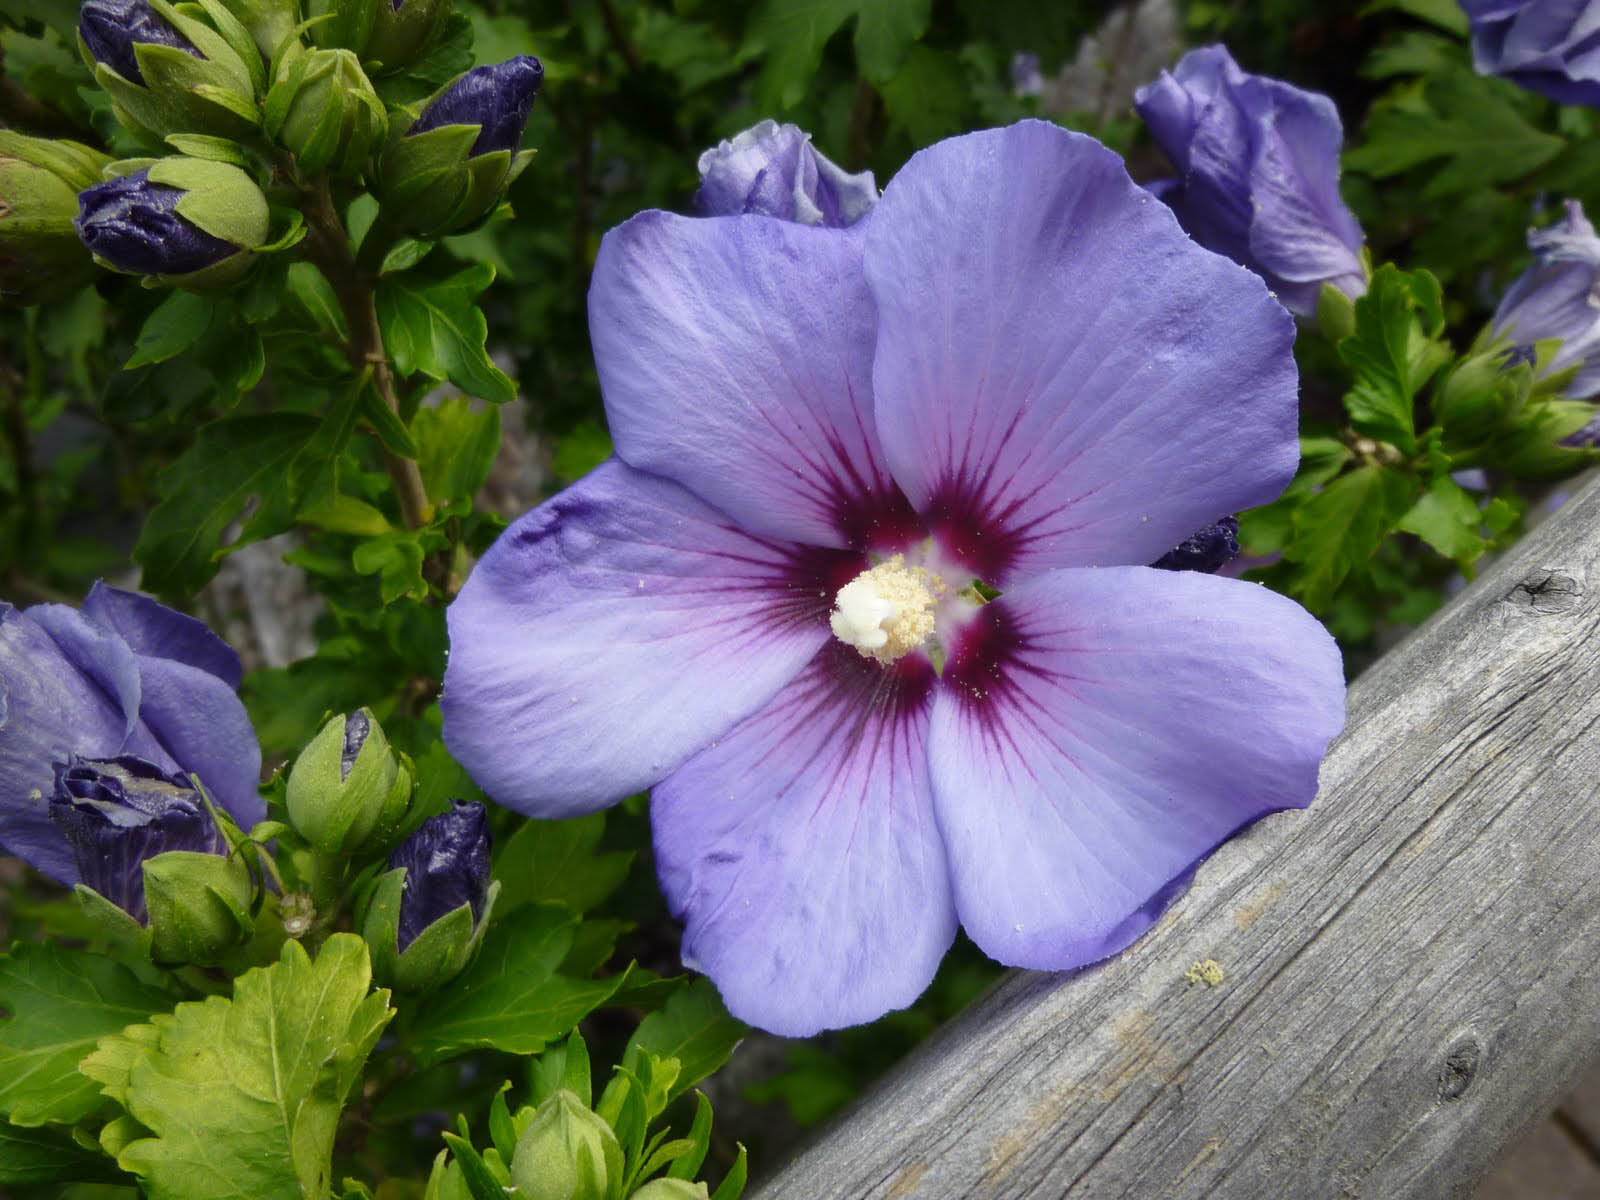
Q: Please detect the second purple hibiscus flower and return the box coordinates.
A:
[442,120,1346,1036]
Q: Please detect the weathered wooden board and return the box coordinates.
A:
[755,475,1600,1199]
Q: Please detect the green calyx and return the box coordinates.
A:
[359,867,499,993]
[84,0,263,143]
[304,0,454,74]
[0,132,111,305]
[509,1090,625,1200]
[286,709,414,857]
[377,119,531,236]
[264,43,387,176]
[142,849,255,966]
[630,1182,711,1200]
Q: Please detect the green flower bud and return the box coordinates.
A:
[142,848,255,965]
[375,57,541,236]
[630,1182,709,1200]
[0,132,110,305]
[360,800,498,993]
[304,0,453,74]
[79,0,265,144]
[264,43,387,175]
[286,709,412,856]
[75,156,271,289]
[510,1090,624,1200]
[224,0,298,59]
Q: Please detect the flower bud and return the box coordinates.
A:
[630,1182,709,1200]
[1490,200,1600,402]
[1151,516,1240,574]
[359,799,497,992]
[228,0,299,60]
[695,120,877,228]
[1461,1,1600,108]
[47,754,228,923]
[75,158,270,288]
[142,847,255,964]
[305,0,454,74]
[0,132,111,305]
[508,1090,623,1200]
[78,0,263,142]
[376,56,542,235]
[286,709,412,856]
[1134,45,1367,317]
[265,43,388,175]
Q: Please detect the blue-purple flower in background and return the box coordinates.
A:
[1135,45,1367,317]
[695,119,878,227]
[1492,199,1600,398]
[0,582,262,884]
[442,121,1346,1036]
[1459,0,1600,108]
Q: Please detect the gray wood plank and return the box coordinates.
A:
[1473,1120,1600,1200]
[754,475,1600,1200]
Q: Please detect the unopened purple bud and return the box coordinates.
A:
[341,709,371,780]
[410,56,543,156]
[387,799,491,951]
[74,169,234,276]
[1151,516,1241,574]
[48,755,226,923]
[695,120,878,228]
[1134,45,1366,317]
[78,0,200,86]
[1491,199,1600,401]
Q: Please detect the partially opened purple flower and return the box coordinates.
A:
[48,755,227,922]
[1491,199,1600,399]
[1135,45,1366,317]
[0,583,262,884]
[695,120,878,227]
[1460,0,1600,107]
[443,121,1346,1036]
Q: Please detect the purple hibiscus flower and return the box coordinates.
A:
[0,582,262,884]
[1135,45,1367,317]
[1459,0,1600,108]
[442,121,1346,1036]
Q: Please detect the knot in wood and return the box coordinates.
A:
[1505,570,1582,615]
[1437,1037,1481,1102]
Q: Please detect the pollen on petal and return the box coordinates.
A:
[829,554,943,664]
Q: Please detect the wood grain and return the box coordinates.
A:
[755,476,1600,1199]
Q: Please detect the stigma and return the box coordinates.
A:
[829,555,945,664]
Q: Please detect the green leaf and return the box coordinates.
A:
[124,291,216,369]
[709,1144,747,1200]
[851,0,930,82]
[376,265,516,405]
[1345,66,1563,198]
[1360,0,1470,35]
[133,413,319,594]
[1396,475,1487,563]
[0,943,172,1127]
[439,1132,504,1200]
[1338,264,1449,452]
[79,935,392,1200]
[413,395,501,505]
[623,978,745,1103]
[747,0,928,105]
[352,530,431,604]
[407,906,625,1066]
[492,813,635,916]
[880,45,969,146]
[0,1120,125,1184]
[1283,465,1419,613]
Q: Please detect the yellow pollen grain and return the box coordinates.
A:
[849,554,944,664]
